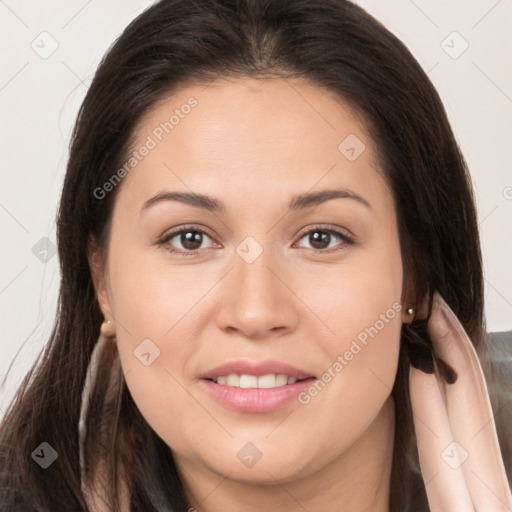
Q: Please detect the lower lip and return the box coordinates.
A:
[199,378,315,413]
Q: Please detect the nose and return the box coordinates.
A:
[214,247,299,340]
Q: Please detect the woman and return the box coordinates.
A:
[1,0,511,510]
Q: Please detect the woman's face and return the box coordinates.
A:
[95,77,406,484]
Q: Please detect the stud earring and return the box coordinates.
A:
[406,308,414,315]
[100,319,115,338]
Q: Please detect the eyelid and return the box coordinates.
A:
[297,224,355,242]
[160,223,217,239]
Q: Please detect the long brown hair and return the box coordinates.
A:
[1,1,509,510]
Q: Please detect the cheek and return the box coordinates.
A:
[288,285,402,470]
[106,238,208,341]
[303,271,402,397]
[294,234,403,421]
[107,252,204,446]
[302,233,403,356]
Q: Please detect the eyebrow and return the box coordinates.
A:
[141,188,371,213]
[289,189,371,210]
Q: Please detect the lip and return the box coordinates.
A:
[199,360,316,413]
[199,360,314,380]
[199,378,315,413]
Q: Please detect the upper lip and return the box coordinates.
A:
[200,360,315,380]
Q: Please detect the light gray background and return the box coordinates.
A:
[1,0,511,419]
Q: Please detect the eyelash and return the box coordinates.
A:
[158,224,355,256]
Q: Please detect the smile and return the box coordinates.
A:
[213,373,299,388]
[199,361,317,413]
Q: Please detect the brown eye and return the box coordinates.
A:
[179,231,204,250]
[308,231,332,250]
[296,227,354,252]
[160,227,217,254]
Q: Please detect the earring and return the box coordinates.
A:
[100,319,115,339]
[406,308,414,315]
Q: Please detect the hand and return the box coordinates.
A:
[409,291,512,511]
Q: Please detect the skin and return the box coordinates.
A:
[91,77,413,512]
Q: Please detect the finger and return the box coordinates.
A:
[409,364,475,512]
[428,292,512,511]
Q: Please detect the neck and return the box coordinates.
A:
[177,397,395,512]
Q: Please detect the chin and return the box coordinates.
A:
[196,438,321,484]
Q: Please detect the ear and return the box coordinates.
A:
[88,241,113,322]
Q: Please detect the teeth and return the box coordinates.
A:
[226,374,240,387]
[258,374,277,388]
[239,375,258,389]
[275,374,288,386]
[214,373,301,389]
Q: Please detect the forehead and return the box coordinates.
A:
[117,76,390,214]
